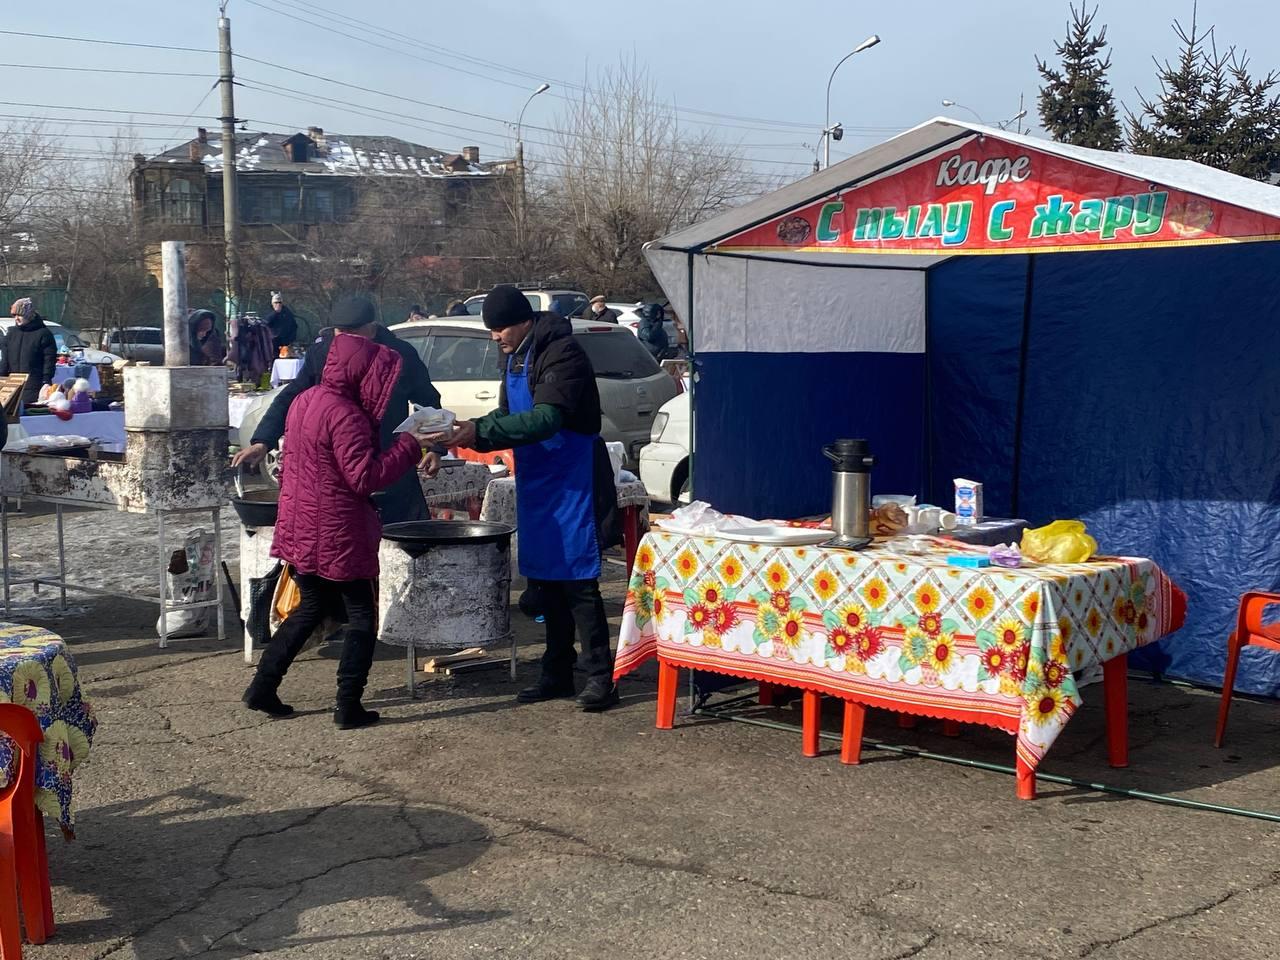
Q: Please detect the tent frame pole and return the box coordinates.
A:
[1010,254,1036,517]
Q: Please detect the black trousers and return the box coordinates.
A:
[531,578,614,684]
[251,574,378,705]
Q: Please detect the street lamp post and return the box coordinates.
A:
[941,99,985,125]
[515,81,550,266]
[823,34,880,169]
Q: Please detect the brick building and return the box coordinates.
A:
[129,127,514,308]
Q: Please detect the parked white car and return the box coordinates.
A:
[463,288,590,319]
[639,390,691,505]
[391,316,678,467]
[0,319,121,366]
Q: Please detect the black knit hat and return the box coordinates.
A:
[332,295,376,329]
[482,284,535,330]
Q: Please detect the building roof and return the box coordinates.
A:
[150,131,511,178]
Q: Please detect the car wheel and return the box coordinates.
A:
[264,447,283,487]
[672,459,691,504]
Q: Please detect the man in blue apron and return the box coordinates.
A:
[445,285,621,711]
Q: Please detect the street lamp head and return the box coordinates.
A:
[854,34,881,53]
[941,99,957,107]
[534,82,550,95]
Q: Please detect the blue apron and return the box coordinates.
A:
[508,346,601,581]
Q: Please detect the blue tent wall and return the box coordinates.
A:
[694,351,925,519]
[927,242,1280,695]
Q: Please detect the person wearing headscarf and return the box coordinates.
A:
[0,298,58,406]
[188,309,226,366]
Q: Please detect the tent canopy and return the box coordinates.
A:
[644,117,1280,696]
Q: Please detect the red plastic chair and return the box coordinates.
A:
[1215,592,1280,748]
[0,704,52,958]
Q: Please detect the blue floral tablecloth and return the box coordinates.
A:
[0,623,96,832]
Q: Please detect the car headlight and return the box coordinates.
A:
[650,411,669,442]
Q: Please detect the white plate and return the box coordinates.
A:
[716,525,833,546]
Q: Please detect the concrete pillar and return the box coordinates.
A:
[161,240,188,367]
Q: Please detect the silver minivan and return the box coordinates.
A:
[104,326,166,364]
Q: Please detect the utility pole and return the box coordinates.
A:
[515,140,525,269]
[218,9,242,322]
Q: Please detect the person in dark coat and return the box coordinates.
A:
[587,295,620,324]
[1,298,58,406]
[232,295,443,524]
[442,284,622,711]
[636,302,668,360]
[242,333,436,728]
[266,292,298,353]
[188,309,225,366]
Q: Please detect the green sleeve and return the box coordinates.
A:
[473,403,563,451]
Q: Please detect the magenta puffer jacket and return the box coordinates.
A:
[271,334,421,581]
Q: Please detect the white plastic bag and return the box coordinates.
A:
[156,529,216,638]
[394,404,456,437]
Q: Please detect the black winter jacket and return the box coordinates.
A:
[486,312,620,549]
[0,316,58,403]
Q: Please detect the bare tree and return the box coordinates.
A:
[0,123,63,286]
[548,60,764,297]
[36,132,154,343]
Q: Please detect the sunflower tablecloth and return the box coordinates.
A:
[615,533,1186,769]
[0,623,96,833]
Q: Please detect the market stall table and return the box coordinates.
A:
[480,475,650,568]
[269,358,304,388]
[19,410,126,452]
[0,623,95,835]
[53,363,101,393]
[615,532,1185,799]
[419,460,494,520]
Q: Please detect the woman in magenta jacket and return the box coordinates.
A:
[243,297,437,729]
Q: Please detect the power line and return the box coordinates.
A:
[0,64,211,79]
[273,0,826,133]
[0,29,215,55]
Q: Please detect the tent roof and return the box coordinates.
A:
[650,116,1280,256]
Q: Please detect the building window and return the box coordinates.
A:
[164,179,203,225]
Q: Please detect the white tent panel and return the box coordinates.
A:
[646,246,925,354]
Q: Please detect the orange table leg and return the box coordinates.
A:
[622,506,641,573]
[802,691,821,757]
[897,714,917,729]
[656,659,678,730]
[841,701,866,765]
[1016,755,1037,800]
[941,719,961,737]
[758,681,777,707]
[1103,653,1129,768]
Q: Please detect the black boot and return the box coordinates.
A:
[516,674,577,703]
[334,703,380,729]
[242,681,293,718]
[576,677,620,712]
[335,627,378,729]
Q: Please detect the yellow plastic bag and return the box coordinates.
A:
[270,563,303,630]
[1020,520,1098,564]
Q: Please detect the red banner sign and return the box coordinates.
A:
[714,137,1280,256]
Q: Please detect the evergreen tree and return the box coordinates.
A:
[1036,4,1122,150]
[1128,5,1280,181]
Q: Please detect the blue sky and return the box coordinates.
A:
[7,0,1280,182]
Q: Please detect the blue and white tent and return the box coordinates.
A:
[644,117,1280,695]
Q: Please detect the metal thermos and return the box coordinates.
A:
[823,438,874,550]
